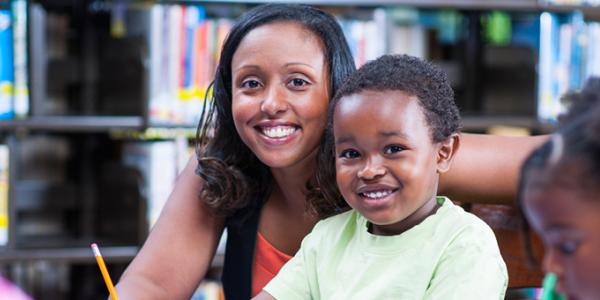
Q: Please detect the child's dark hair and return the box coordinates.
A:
[195,4,356,216]
[517,77,600,264]
[308,54,461,218]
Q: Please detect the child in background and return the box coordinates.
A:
[518,77,600,300]
[253,55,507,300]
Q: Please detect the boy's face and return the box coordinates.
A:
[334,90,455,235]
[524,167,600,300]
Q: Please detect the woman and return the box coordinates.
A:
[115,4,545,299]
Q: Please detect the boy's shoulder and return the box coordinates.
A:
[437,197,500,247]
[304,210,361,244]
[313,209,359,232]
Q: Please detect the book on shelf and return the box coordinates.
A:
[0,6,14,120]
[0,0,29,120]
[191,280,224,300]
[122,139,193,230]
[0,144,8,246]
[12,0,28,118]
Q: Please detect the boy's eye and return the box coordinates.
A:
[384,145,404,154]
[241,79,261,89]
[557,241,579,255]
[339,149,360,159]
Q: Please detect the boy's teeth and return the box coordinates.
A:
[363,190,392,199]
[262,126,296,138]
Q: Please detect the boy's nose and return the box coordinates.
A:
[261,86,288,116]
[357,158,386,180]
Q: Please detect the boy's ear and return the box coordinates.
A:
[436,133,460,174]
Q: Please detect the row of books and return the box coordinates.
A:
[0,0,28,120]
[145,5,463,125]
[537,12,600,121]
[2,2,598,125]
[122,138,193,229]
[1,136,192,248]
[147,4,233,126]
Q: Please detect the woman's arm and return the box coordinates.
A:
[115,156,225,300]
[439,133,548,205]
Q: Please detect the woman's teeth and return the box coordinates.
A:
[361,190,393,199]
[262,126,297,138]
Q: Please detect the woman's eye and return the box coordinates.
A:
[384,145,404,154]
[241,79,261,89]
[557,241,579,255]
[339,149,360,159]
[288,78,309,88]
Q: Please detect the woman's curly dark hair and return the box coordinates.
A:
[308,54,461,218]
[517,77,600,265]
[196,4,355,216]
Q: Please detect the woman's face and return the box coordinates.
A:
[231,22,330,170]
[523,168,600,300]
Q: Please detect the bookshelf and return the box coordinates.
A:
[0,0,598,298]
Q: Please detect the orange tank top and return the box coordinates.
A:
[251,232,293,297]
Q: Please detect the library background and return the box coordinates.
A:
[0,0,598,299]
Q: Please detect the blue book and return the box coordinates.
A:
[0,8,14,120]
[537,12,560,122]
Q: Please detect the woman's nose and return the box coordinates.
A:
[260,85,288,116]
[357,157,386,180]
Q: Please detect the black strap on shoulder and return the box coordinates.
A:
[221,201,263,300]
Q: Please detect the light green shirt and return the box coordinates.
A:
[264,197,507,299]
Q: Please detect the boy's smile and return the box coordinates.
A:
[334,90,451,236]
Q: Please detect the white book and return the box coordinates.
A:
[148,4,164,124]
[0,144,9,246]
[168,5,183,124]
[12,0,28,118]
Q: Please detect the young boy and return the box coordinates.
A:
[254,54,507,299]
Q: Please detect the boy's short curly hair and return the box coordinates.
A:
[332,54,461,142]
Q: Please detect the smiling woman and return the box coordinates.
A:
[114,4,545,300]
[231,22,329,170]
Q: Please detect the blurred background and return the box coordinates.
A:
[0,0,598,299]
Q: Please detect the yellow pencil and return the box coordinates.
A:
[91,243,120,300]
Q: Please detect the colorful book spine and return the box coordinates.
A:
[537,12,561,122]
[0,8,14,120]
[12,0,28,118]
[0,144,9,246]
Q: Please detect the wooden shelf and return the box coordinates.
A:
[0,116,145,133]
[461,115,555,132]
[0,246,225,269]
[0,246,139,264]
